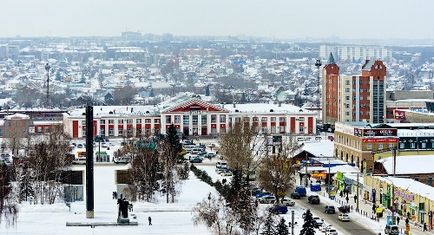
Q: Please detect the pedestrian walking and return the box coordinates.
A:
[396,216,400,225]
[339,191,343,197]
[372,204,376,213]
[354,194,358,203]
[148,216,152,226]
[424,222,427,231]
[345,195,349,204]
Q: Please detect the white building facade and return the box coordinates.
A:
[64,99,317,139]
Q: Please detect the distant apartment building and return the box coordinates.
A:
[322,53,387,125]
[320,45,392,62]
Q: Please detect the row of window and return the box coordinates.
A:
[83,119,161,125]
[164,115,296,125]
[165,114,227,124]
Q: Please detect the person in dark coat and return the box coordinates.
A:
[148,216,152,225]
[424,223,427,231]
[396,216,400,225]
[354,194,358,203]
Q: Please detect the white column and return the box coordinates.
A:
[216,114,220,134]
[207,114,211,135]
[189,113,193,135]
[198,115,202,136]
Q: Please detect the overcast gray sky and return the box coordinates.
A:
[0,0,433,39]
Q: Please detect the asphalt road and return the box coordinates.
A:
[295,197,376,235]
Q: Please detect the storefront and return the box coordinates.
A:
[365,175,434,225]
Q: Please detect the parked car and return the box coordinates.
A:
[114,155,131,164]
[282,197,295,206]
[324,206,336,214]
[268,205,288,214]
[384,224,399,235]
[313,217,323,228]
[256,192,272,199]
[218,169,231,176]
[319,224,331,232]
[338,205,351,213]
[259,195,276,204]
[308,195,320,204]
[189,157,203,163]
[326,229,338,235]
[338,213,350,222]
[290,192,301,199]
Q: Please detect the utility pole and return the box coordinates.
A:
[356,171,360,212]
[304,151,308,187]
[392,147,396,225]
[327,160,331,194]
[291,210,295,235]
[315,59,322,108]
[45,63,51,108]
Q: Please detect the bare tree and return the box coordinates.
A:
[192,193,238,235]
[27,126,72,204]
[258,137,297,203]
[219,122,265,180]
[128,145,159,202]
[159,124,183,203]
[0,163,18,226]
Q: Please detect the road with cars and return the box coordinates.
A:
[296,198,376,235]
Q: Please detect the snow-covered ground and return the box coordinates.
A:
[1,165,214,235]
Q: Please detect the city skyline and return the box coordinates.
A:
[0,0,433,40]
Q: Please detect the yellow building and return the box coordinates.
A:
[334,122,398,173]
[365,176,434,227]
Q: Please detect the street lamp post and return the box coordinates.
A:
[356,171,360,212]
[315,59,322,107]
[392,147,397,225]
[327,160,331,194]
[45,63,51,108]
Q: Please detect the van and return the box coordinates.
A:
[295,186,307,197]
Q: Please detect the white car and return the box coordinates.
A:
[326,229,338,235]
[322,225,333,233]
[282,197,295,207]
[319,224,328,232]
[338,213,350,222]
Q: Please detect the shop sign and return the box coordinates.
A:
[355,128,397,137]
[395,188,414,202]
[362,138,399,143]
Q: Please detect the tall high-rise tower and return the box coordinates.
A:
[322,55,387,125]
[322,53,340,125]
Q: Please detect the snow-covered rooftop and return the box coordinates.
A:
[398,129,434,137]
[377,155,434,175]
[376,176,434,201]
[302,140,334,157]
[68,106,159,117]
[223,103,312,115]
[5,113,30,120]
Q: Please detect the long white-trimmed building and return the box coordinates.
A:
[64,98,317,139]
